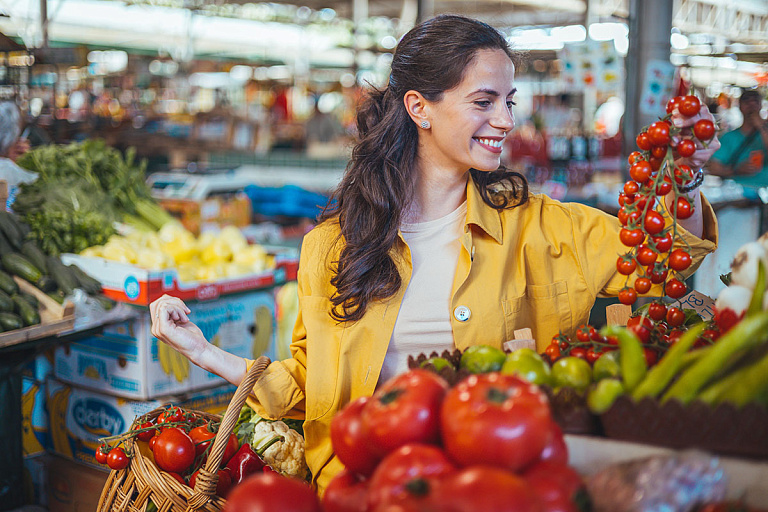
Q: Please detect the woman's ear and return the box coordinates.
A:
[403,90,429,129]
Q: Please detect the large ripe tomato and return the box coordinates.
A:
[223,472,322,512]
[190,425,217,456]
[107,447,130,470]
[153,427,196,474]
[626,315,654,343]
[223,433,240,466]
[523,461,586,512]
[331,396,382,477]
[535,421,568,466]
[322,468,370,512]
[439,466,542,512]
[440,373,551,472]
[361,369,448,456]
[366,444,455,511]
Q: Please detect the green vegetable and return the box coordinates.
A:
[601,325,647,392]
[67,264,102,295]
[0,312,23,331]
[2,253,43,284]
[662,312,768,404]
[20,241,48,275]
[0,270,19,295]
[0,211,25,249]
[697,349,768,407]
[747,261,766,316]
[587,378,625,414]
[0,230,14,256]
[0,289,14,312]
[47,256,79,295]
[631,323,706,401]
[11,294,40,326]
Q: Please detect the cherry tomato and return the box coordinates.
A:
[95,445,109,465]
[693,119,715,141]
[634,277,652,294]
[158,406,184,425]
[440,373,551,472]
[643,347,659,366]
[676,139,696,158]
[626,315,654,343]
[225,473,322,512]
[648,264,669,284]
[331,396,382,478]
[678,95,701,117]
[643,210,665,236]
[666,278,687,299]
[636,133,652,151]
[362,369,448,456]
[628,151,645,164]
[575,324,593,343]
[655,175,673,196]
[666,306,685,327]
[624,180,640,195]
[647,121,671,146]
[440,466,542,512]
[618,287,637,305]
[651,232,673,253]
[153,427,196,474]
[666,95,683,114]
[668,249,692,271]
[676,197,693,219]
[651,145,667,158]
[135,421,156,442]
[648,302,668,322]
[189,425,217,457]
[544,342,561,360]
[107,447,130,470]
[649,155,664,171]
[586,348,601,364]
[619,228,644,247]
[569,347,588,360]
[616,256,637,275]
[636,245,658,266]
[629,160,652,182]
[674,164,693,186]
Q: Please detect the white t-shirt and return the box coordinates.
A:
[377,201,467,385]
[0,158,37,211]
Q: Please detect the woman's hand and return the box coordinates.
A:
[670,104,721,170]
[150,294,207,364]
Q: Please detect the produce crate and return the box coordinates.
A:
[0,277,75,350]
[60,251,298,306]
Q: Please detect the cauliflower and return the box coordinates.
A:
[250,418,309,479]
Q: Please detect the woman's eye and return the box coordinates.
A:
[475,100,491,107]
[506,100,517,108]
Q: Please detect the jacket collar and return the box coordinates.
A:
[465,176,503,245]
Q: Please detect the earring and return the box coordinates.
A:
[420,120,430,129]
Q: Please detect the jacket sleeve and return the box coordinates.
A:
[568,192,719,299]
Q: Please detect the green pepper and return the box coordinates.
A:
[697,349,768,407]
[662,311,768,404]
[747,261,766,316]
[631,323,706,401]
[679,344,712,369]
[600,325,647,392]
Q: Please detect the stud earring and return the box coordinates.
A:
[420,120,430,129]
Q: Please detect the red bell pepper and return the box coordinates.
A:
[226,443,264,484]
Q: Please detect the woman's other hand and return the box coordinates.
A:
[150,294,207,363]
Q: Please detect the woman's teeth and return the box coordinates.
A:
[475,138,503,148]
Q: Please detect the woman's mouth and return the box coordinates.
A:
[474,137,504,154]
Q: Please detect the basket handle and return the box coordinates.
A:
[188,356,271,507]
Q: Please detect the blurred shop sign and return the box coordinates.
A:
[639,60,675,117]
[33,46,88,66]
[558,39,623,93]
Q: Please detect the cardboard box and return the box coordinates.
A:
[22,377,50,457]
[60,252,297,306]
[23,453,48,507]
[47,379,236,469]
[54,289,276,399]
[46,455,108,512]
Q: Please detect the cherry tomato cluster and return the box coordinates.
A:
[617,94,716,306]
[325,369,587,512]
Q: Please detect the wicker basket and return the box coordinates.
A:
[96,356,271,512]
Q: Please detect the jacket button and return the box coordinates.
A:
[454,305,471,322]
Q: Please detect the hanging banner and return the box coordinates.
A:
[639,59,675,117]
[558,39,623,93]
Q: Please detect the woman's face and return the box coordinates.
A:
[420,48,516,174]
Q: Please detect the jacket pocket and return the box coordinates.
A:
[502,281,572,346]
[301,296,342,421]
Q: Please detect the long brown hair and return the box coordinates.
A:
[320,14,529,322]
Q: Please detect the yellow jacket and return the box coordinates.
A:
[246,179,718,493]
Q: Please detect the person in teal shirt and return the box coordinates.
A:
[709,89,768,192]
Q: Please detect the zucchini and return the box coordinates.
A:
[21,241,48,274]
[0,311,23,331]
[47,290,65,305]
[0,289,14,312]
[0,211,24,250]
[0,230,14,256]
[48,256,79,295]
[68,264,102,295]
[2,253,42,284]
[19,291,39,309]
[12,294,40,326]
[0,270,18,295]
[35,276,57,293]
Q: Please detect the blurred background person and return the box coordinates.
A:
[0,101,37,211]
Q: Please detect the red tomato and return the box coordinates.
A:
[634,277,652,295]
[623,180,640,195]
[643,211,665,236]
[619,228,644,247]
[648,264,669,284]
[678,95,701,117]
[224,472,322,512]
[675,197,693,219]
[331,396,383,477]
[666,306,685,327]
[149,435,159,451]
[647,121,671,146]
[674,164,693,185]
[523,461,585,512]
[643,347,659,367]
[95,446,109,465]
[366,444,455,511]
[107,447,130,470]
[651,145,667,158]
[616,256,636,276]
[666,95,683,114]
[536,421,568,466]
[693,119,715,141]
[635,133,652,151]
[626,315,654,344]
[618,287,637,305]
[629,161,652,182]
[157,406,184,426]
[636,245,658,266]
[153,427,196,474]
[655,176,673,196]
[669,249,692,271]
[676,139,696,158]
[167,472,186,485]
[223,433,240,466]
[586,348,601,364]
[648,302,668,322]
[666,278,687,299]
[651,233,673,253]
[439,466,542,512]
[628,151,645,164]
[191,468,232,498]
[136,421,156,442]
[545,343,561,360]
[361,369,448,456]
[189,425,217,457]
[569,347,588,360]
[575,324,595,343]
[440,373,551,472]
[322,468,370,512]
[649,155,664,171]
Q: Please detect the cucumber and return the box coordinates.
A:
[0,230,14,256]
[2,253,42,284]
[0,270,18,295]
[21,241,48,274]
[35,276,57,293]
[18,291,39,309]
[47,256,79,295]
[68,264,102,295]
[0,312,23,331]
[12,294,40,326]
[0,289,14,312]
[0,211,24,250]
[47,290,65,305]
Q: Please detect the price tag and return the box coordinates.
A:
[677,290,716,321]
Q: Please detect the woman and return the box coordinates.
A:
[0,101,35,210]
[150,14,719,493]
